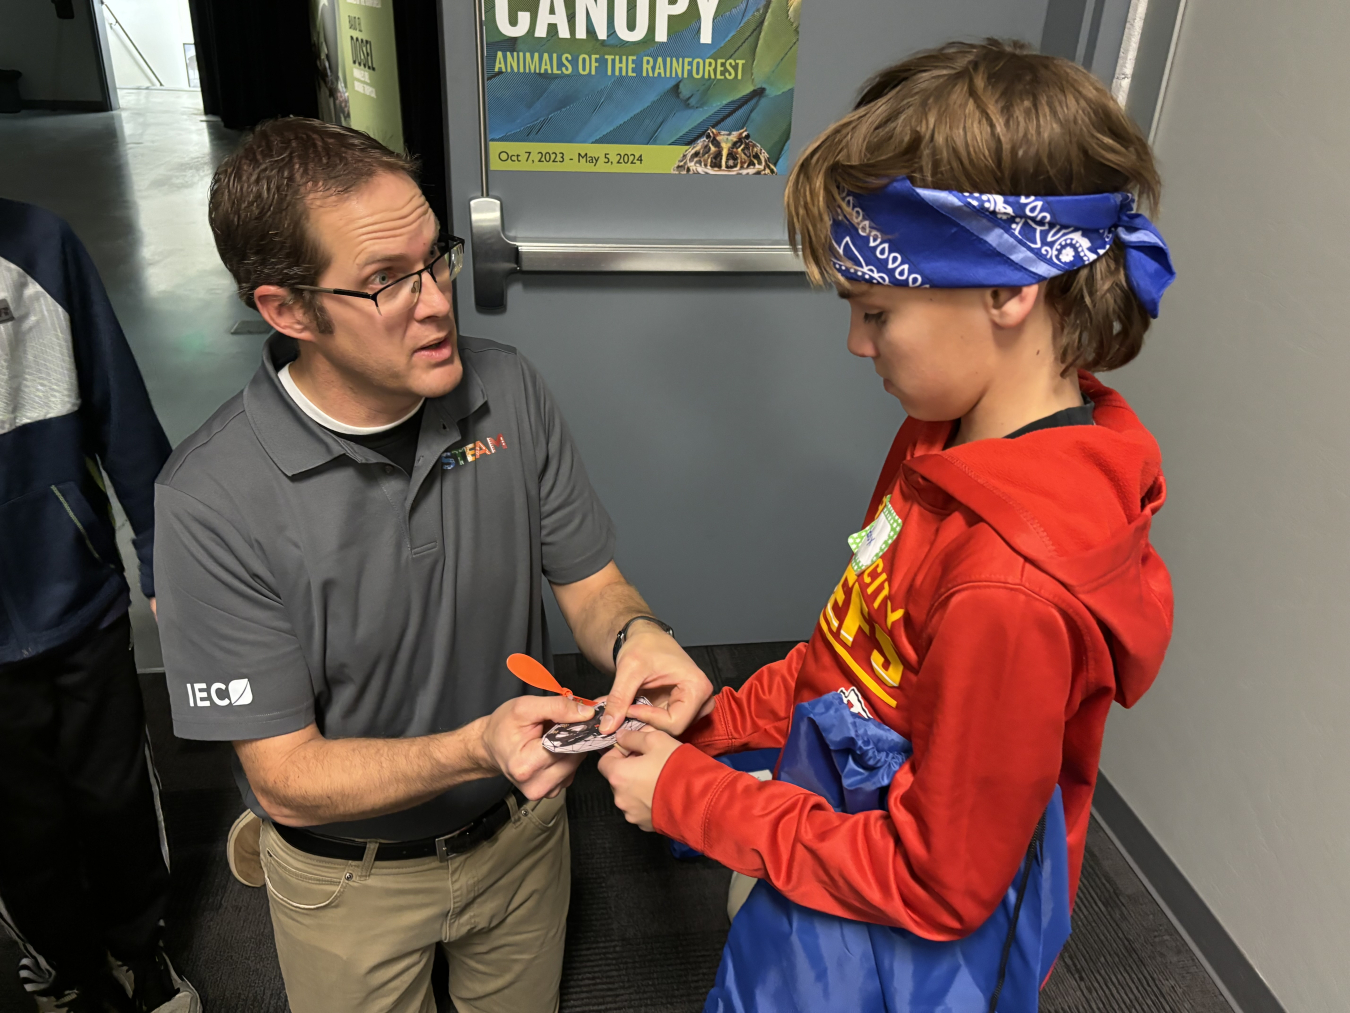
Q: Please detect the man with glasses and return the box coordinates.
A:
[154,118,712,1013]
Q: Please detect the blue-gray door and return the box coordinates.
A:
[440,0,1138,649]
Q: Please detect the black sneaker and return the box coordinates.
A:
[28,979,91,1013]
[111,948,200,1013]
[28,973,134,1013]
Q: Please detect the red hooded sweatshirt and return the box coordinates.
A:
[651,372,1172,940]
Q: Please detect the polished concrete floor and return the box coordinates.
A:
[0,90,262,442]
[0,89,261,667]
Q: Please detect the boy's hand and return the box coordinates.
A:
[599,623,714,736]
[597,727,683,832]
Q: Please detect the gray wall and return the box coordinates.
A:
[1102,1,1350,1009]
[0,0,110,107]
[1041,0,1131,81]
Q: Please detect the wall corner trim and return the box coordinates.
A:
[1110,0,1184,139]
[1092,774,1288,1013]
[1111,0,1149,105]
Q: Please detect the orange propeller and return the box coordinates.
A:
[506,654,597,707]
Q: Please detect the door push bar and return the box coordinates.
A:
[469,197,804,310]
[467,4,803,310]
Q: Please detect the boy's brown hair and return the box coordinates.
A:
[785,40,1161,373]
[208,117,419,333]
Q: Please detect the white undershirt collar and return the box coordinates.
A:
[278,362,424,435]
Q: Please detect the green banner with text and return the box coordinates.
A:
[312,0,405,154]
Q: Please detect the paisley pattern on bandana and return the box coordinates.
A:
[960,191,1119,270]
[829,177,1176,317]
[835,194,925,288]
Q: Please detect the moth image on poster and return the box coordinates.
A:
[484,0,801,174]
[312,0,350,126]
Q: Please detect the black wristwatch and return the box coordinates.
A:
[612,615,675,665]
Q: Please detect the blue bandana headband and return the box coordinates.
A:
[829,177,1176,317]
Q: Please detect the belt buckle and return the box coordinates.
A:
[435,823,473,862]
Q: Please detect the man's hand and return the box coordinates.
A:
[149,596,157,620]
[236,695,593,826]
[599,623,715,736]
[597,727,683,832]
[549,561,714,736]
[481,695,594,800]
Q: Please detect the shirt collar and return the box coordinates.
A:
[277,361,425,435]
[244,333,487,478]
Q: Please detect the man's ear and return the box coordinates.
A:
[986,283,1042,330]
[254,285,320,343]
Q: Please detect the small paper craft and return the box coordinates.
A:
[543,697,651,754]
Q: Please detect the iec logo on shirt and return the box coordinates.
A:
[441,433,509,470]
[185,679,253,708]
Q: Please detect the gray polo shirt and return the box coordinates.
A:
[155,333,615,840]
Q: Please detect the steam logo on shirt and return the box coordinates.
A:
[185,679,253,708]
[441,433,509,470]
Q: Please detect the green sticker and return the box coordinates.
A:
[848,496,901,574]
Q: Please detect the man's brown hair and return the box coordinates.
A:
[785,40,1161,372]
[208,117,419,332]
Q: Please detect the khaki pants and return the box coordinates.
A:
[259,791,570,1013]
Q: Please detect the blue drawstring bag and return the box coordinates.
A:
[703,691,1071,1013]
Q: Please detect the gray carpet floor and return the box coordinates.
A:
[0,643,1233,1012]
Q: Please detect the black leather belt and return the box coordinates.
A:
[273,788,528,863]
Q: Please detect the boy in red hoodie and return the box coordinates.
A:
[597,40,1175,1009]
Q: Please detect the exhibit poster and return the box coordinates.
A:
[484,0,801,174]
[311,0,406,154]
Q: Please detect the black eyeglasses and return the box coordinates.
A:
[293,236,465,314]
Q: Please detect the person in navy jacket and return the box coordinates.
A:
[0,198,199,1013]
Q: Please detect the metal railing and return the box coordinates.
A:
[102,1,164,88]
